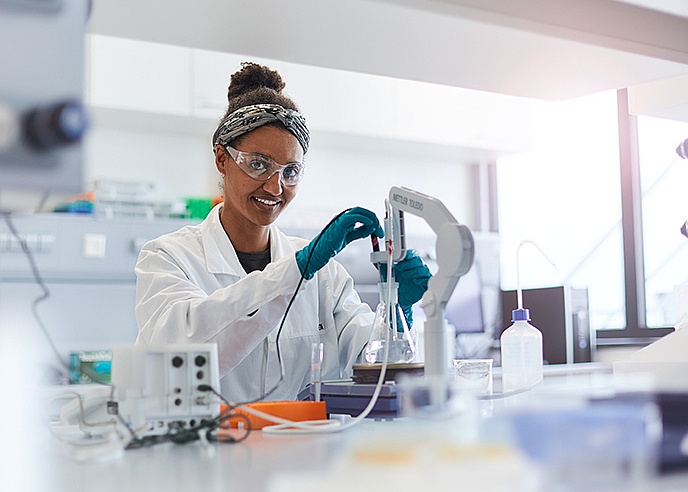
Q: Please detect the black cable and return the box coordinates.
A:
[125,211,356,449]
[74,360,113,387]
[125,419,212,449]
[33,206,354,449]
[2,213,66,374]
[3,214,134,451]
[125,433,170,449]
[198,384,230,405]
[2,213,113,387]
[230,208,352,406]
[201,385,251,443]
[124,386,252,450]
[210,412,251,444]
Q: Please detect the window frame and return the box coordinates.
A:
[595,89,675,345]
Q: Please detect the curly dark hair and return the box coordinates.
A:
[223,62,300,117]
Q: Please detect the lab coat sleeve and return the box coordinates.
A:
[134,243,304,375]
[321,260,375,376]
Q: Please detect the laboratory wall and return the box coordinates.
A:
[0,33,534,370]
[80,35,532,233]
[83,124,480,236]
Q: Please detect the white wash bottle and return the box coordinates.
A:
[500,307,543,393]
[500,240,557,394]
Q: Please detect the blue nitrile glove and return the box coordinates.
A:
[295,207,384,280]
[380,250,432,328]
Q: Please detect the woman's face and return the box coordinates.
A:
[215,125,303,232]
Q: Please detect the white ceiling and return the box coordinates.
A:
[88,0,688,105]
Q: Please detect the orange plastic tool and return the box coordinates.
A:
[219,400,327,431]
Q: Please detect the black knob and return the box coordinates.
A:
[171,356,184,368]
[23,100,88,150]
[194,355,206,367]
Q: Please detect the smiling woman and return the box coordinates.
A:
[132,61,432,403]
[215,124,303,252]
[209,64,311,252]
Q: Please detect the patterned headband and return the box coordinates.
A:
[212,103,310,154]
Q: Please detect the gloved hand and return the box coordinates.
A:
[380,250,432,328]
[296,207,384,280]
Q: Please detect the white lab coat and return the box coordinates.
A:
[134,204,374,402]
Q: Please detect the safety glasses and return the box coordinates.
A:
[225,146,305,186]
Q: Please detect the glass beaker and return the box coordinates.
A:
[453,359,494,395]
[364,282,416,364]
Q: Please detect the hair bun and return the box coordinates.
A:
[227,62,286,101]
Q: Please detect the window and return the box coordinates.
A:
[637,115,688,328]
[497,90,687,341]
[497,90,625,332]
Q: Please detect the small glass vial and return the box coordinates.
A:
[500,308,543,393]
[364,282,416,364]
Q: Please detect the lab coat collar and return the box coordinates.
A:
[200,204,294,276]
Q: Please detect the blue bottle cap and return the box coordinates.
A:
[512,308,530,321]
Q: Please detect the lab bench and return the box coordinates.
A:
[31,416,688,492]
[28,363,688,492]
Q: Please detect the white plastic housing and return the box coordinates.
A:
[112,344,221,435]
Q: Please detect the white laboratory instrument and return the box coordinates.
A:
[111,344,221,435]
[314,187,473,418]
[60,344,222,439]
[384,186,475,378]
